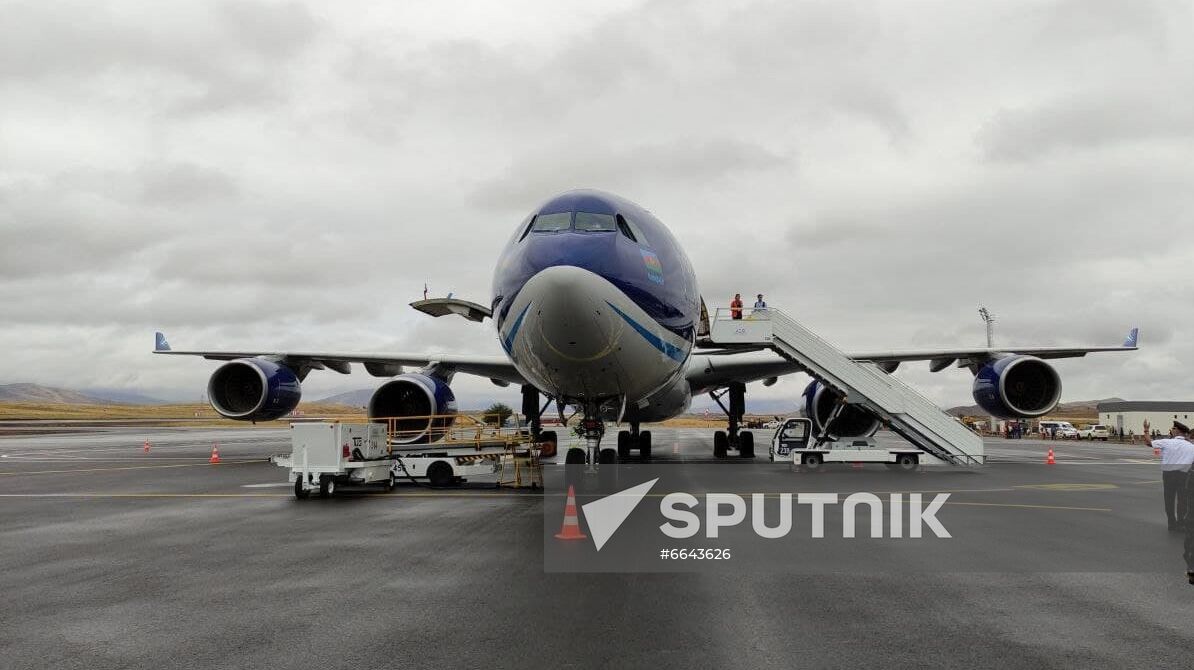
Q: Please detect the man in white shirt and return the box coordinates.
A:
[1143,420,1194,531]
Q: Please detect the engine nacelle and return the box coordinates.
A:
[802,380,880,438]
[972,355,1061,418]
[207,358,301,422]
[368,373,458,444]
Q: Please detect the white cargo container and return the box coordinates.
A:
[273,422,392,498]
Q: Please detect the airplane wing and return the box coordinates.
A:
[687,328,1139,390]
[152,332,525,386]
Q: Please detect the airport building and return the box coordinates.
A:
[1097,401,1194,436]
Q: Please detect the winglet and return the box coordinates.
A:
[1123,327,1139,348]
[154,331,171,352]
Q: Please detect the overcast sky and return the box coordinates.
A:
[1,0,1191,409]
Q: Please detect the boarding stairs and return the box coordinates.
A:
[707,308,984,466]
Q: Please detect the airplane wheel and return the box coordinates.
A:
[802,453,823,472]
[599,448,617,464]
[617,431,630,459]
[713,431,728,458]
[294,477,309,500]
[640,431,652,461]
[565,447,586,465]
[896,453,919,472]
[739,432,755,459]
[427,461,454,487]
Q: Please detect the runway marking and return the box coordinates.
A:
[942,501,1111,512]
[0,461,264,476]
[0,494,1114,511]
[242,482,293,488]
[1014,483,1119,491]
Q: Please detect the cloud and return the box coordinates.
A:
[0,0,1190,412]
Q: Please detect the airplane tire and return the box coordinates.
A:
[713,431,728,458]
[739,432,755,458]
[617,431,630,459]
[640,431,652,461]
[565,447,587,465]
[427,461,454,487]
[599,448,617,464]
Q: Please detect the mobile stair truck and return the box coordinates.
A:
[707,307,984,470]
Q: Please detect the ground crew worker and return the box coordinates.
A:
[1143,420,1194,531]
[1185,467,1194,585]
[730,294,743,320]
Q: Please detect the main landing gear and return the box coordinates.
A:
[616,423,652,461]
[709,382,755,459]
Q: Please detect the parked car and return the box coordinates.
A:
[1054,425,1079,439]
[1077,424,1110,441]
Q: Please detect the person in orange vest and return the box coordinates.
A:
[730,293,743,320]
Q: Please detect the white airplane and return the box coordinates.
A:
[155,189,1138,464]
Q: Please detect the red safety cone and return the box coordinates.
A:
[1046,447,1056,465]
[143,439,151,453]
[852,461,863,469]
[209,443,221,464]
[554,485,587,540]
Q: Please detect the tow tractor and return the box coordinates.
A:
[768,417,926,472]
[272,418,541,499]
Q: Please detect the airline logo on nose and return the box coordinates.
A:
[571,478,659,551]
[640,249,664,284]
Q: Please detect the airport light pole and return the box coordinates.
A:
[978,307,995,348]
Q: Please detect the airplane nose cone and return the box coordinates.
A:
[522,266,617,361]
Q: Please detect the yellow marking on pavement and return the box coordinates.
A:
[942,501,1111,512]
[1014,483,1119,491]
[0,461,264,476]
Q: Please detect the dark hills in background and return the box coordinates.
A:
[0,383,164,405]
[0,381,1121,418]
[316,389,373,408]
[946,398,1123,417]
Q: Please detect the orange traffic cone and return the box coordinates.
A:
[143,439,151,453]
[209,443,221,464]
[1046,447,1056,465]
[852,461,863,469]
[554,485,587,540]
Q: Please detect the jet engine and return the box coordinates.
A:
[802,380,880,438]
[207,358,301,422]
[971,355,1061,418]
[368,373,458,444]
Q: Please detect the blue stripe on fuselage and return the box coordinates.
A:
[605,301,687,362]
[501,302,531,354]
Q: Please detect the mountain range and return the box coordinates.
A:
[0,383,164,405]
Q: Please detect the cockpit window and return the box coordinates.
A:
[620,214,649,246]
[531,212,572,232]
[574,211,617,232]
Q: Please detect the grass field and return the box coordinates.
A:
[0,402,365,424]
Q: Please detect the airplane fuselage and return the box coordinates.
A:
[491,190,700,420]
